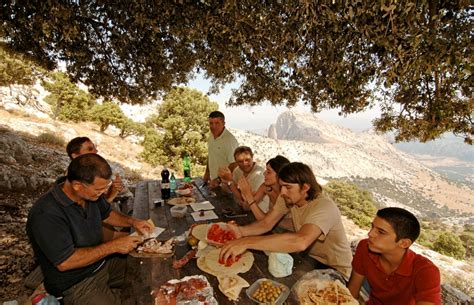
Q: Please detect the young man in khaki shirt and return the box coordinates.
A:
[219,162,352,279]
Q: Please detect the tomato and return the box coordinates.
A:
[218,254,242,267]
[207,224,236,244]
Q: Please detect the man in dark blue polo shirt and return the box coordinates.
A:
[27,154,153,305]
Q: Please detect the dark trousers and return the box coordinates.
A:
[62,257,126,305]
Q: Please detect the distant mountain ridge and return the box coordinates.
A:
[232,110,473,223]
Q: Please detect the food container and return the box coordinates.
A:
[170,205,187,218]
[246,278,289,304]
[175,188,192,196]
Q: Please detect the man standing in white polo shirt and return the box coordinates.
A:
[203,111,239,188]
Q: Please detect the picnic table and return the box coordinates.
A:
[121,178,318,305]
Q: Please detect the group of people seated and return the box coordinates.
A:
[25,110,441,305]
[204,111,441,305]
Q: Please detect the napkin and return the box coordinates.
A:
[267,252,293,278]
[191,210,218,221]
[130,227,165,239]
[190,201,215,211]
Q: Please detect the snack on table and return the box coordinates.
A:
[134,238,174,256]
[206,223,236,246]
[293,270,358,305]
[246,278,290,305]
[305,280,357,305]
[217,275,249,301]
[176,182,194,196]
[167,197,196,205]
[172,249,197,269]
[251,279,287,304]
[152,275,217,305]
[197,248,254,276]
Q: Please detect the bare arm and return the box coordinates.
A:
[239,181,268,220]
[103,210,153,235]
[220,223,322,261]
[347,270,365,300]
[105,174,123,203]
[238,207,286,237]
[56,235,142,271]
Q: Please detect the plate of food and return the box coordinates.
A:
[246,278,289,305]
[152,275,217,305]
[176,182,194,196]
[206,222,237,247]
[197,248,254,276]
[167,197,196,205]
[130,238,175,258]
[292,270,358,305]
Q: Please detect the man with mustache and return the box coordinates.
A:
[219,162,352,279]
[27,154,153,305]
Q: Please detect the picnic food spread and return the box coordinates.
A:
[197,248,254,276]
[152,275,217,305]
[167,197,196,205]
[296,279,358,305]
[217,275,250,301]
[131,238,174,258]
[250,279,287,304]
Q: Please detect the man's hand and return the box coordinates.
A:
[111,174,124,193]
[209,178,221,189]
[131,218,154,235]
[105,174,124,203]
[218,166,232,182]
[111,235,142,254]
[219,238,248,263]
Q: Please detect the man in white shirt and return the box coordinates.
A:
[219,146,269,212]
[203,111,239,188]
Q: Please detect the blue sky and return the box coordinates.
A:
[186,74,380,133]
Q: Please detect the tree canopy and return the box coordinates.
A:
[2,1,472,143]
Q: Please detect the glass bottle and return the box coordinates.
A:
[183,154,192,182]
[170,172,177,193]
[161,168,170,199]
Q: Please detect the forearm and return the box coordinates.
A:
[56,242,116,271]
[239,218,274,236]
[248,202,266,220]
[242,233,309,253]
[103,210,135,228]
[105,189,119,203]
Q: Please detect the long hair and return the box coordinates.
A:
[267,155,290,174]
[278,162,322,200]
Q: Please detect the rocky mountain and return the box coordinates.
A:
[234,111,474,223]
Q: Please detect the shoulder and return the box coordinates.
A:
[311,194,340,213]
[224,128,238,142]
[28,191,64,226]
[412,251,440,275]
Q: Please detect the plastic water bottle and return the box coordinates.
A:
[161,168,170,199]
[183,154,191,182]
[170,172,177,193]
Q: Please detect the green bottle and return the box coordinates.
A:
[183,154,191,182]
